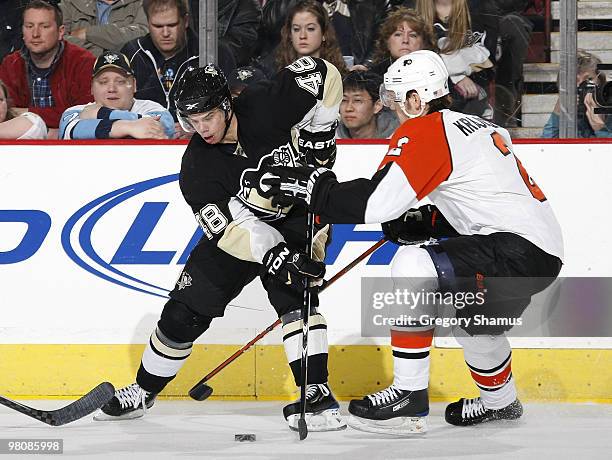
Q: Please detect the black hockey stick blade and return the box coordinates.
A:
[189,383,213,401]
[298,417,308,440]
[0,382,115,426]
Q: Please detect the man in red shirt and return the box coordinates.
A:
[0,0,95,136]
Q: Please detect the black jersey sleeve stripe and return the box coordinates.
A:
[312,163,393,224]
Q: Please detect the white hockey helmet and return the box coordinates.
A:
[380,50,449,110]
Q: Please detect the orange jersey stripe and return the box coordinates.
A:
[390,328,434,349]
[379,112,453,201]
[469,362,512,388]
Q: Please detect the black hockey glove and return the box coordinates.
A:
[298,124,337,168]
[261,242,326,292]
[259,165,336,209]
[382,205,460,245]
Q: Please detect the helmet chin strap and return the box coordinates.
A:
[400,101,426,119]
[222,110,233,140]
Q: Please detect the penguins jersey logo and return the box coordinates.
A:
[176,271,192,290]
[271,143,296,166]
[238,142,299,219]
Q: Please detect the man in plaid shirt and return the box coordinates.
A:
[0,0,95,136]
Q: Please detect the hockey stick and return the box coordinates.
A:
[188,238,388,401]
[0,382,115,426]
[297,212,315,440]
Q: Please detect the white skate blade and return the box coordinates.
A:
[287,408,347,432]
[93,408,145,421]
[348,414,428,436]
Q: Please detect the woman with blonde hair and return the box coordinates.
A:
[275,0,348,75]
[367,7,436,76]
[416,0,496,117]
[0,80,47,139]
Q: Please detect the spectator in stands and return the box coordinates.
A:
[227,65,267,97]
[336,70,399,139]
[60,0,148,57]
[251,0,298,76]
[0,79,48,138]
[188,0,262,68]
[416,0,496,118]
[481,0,532,127]
[59,50,174,139]
[274,0,347,76]
[321,0,389,70]
[0,0,29,62]
[366,7,435,77]
[0,0,96,136]
[121,0,197,138]
[542,50,612,139]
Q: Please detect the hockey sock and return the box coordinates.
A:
[281,308,329,385]
[455,328,517,409]
[137,326,193,394]
[391,326,435,391]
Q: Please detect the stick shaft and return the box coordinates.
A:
[298,212,315,439]
[188,238,388,392]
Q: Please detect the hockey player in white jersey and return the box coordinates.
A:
[254,50,564,435]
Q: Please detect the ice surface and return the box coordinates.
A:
[1,401,611,459]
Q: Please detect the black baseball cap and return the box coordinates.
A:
[93,50,134,77]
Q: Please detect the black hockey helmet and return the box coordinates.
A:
[174,63,233,133]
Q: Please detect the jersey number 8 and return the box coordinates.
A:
[196,204,229,240]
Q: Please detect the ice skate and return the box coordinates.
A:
[93,383,157,421]
[347,385,429,436]
[445,397,523,426]
[283,383,347,432]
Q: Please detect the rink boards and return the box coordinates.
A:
[1,139,611,401]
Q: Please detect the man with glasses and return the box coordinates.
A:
[336,70,399,139]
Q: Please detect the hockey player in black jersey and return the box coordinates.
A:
[95,59,346,432]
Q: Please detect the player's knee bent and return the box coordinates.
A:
[281,307,329,361]
[158,299,213,344]
[280,306,326,328]
[280,307,328,348]
[391,246,439,294]
[391,246,438,278]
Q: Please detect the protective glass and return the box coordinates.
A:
[176,111,195,133]
[379,83,405,108]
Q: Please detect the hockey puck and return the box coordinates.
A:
[234,434,256,442]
